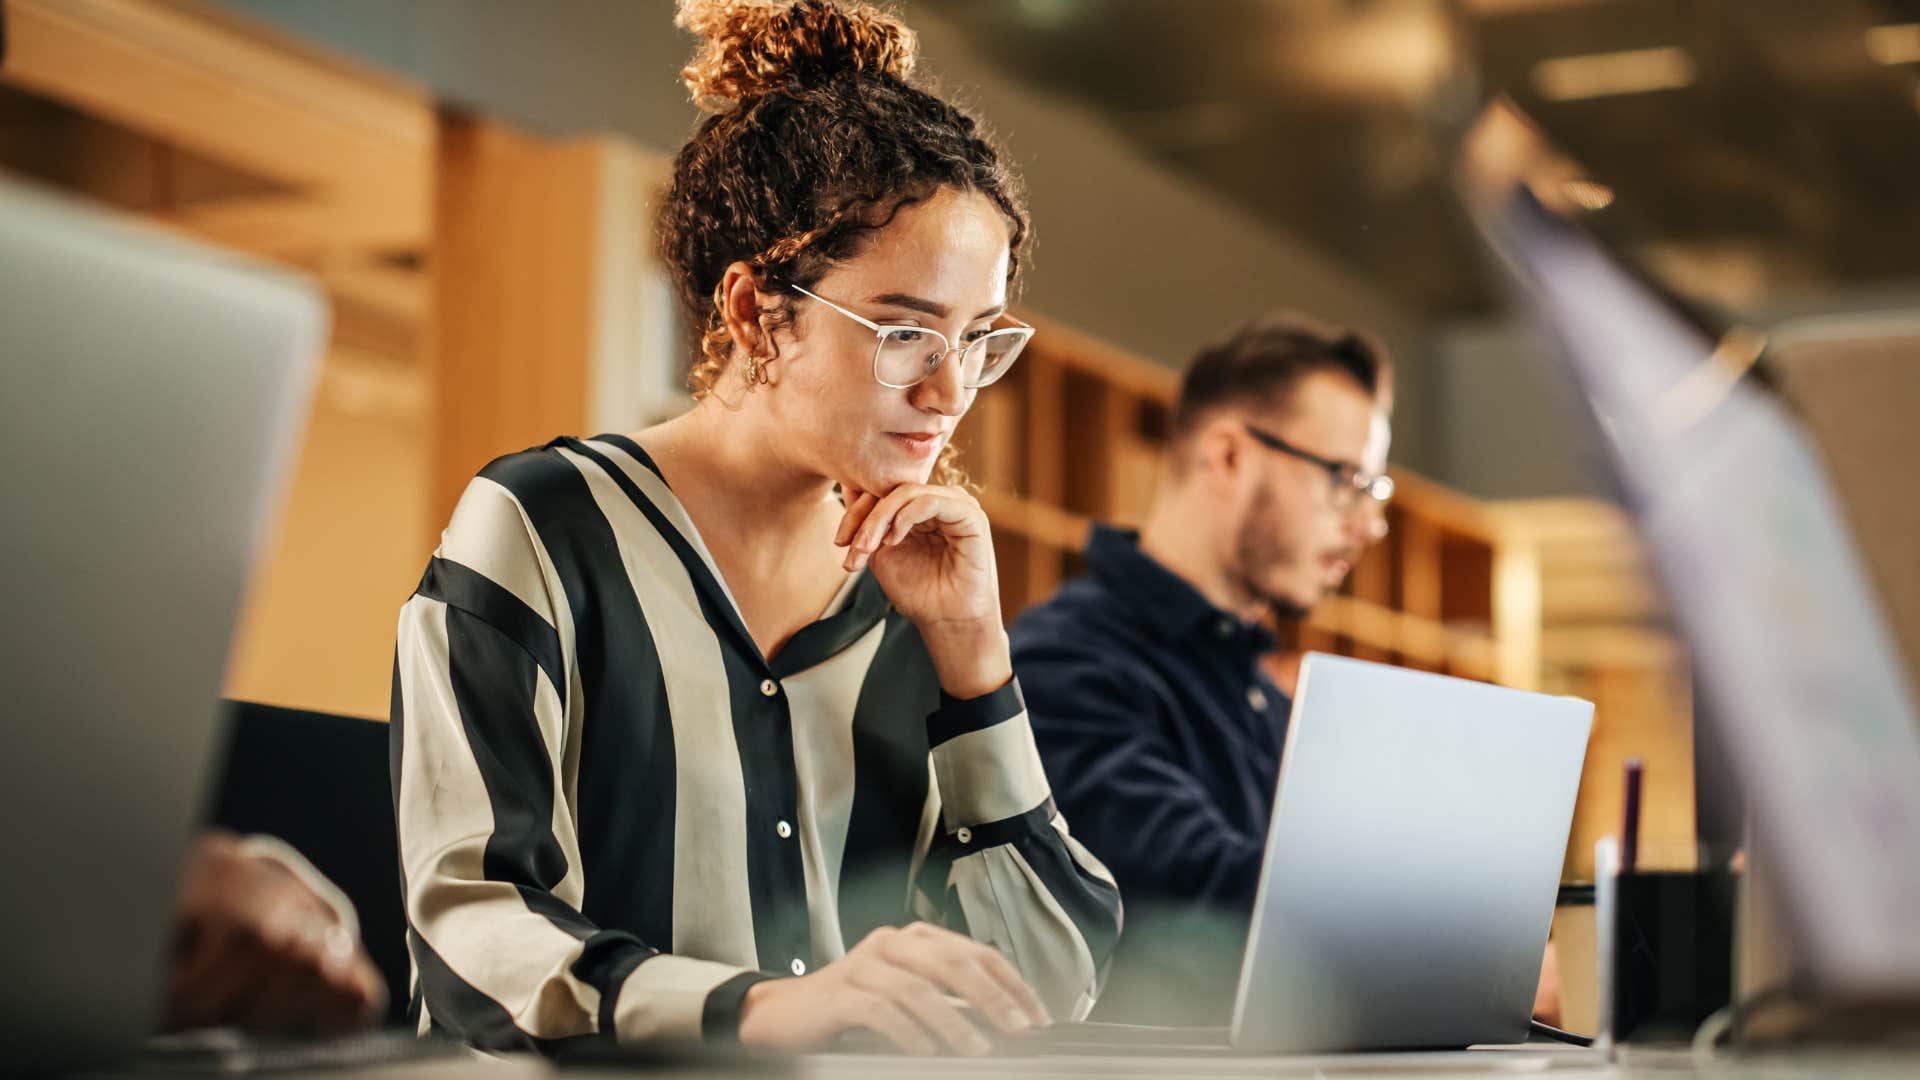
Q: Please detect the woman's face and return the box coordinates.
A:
[762,187,1012,495]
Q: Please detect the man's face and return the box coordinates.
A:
[1226,371,1389,618]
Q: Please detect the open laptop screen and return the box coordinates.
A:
[1459,105,1920,997]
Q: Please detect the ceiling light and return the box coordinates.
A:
[1277,5,1459,107]
[1531,46,1695,101]
[1014,0,1084,30]
[1866,23,1920,66]
[1562,179,1615,211]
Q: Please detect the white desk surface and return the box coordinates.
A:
[95,1042,1917,1080]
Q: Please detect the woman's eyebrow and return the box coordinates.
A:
[868,292,947,318]
[867,293,1006,321]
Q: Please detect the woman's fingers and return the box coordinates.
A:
[837,490,882,571]
[844,490,910,570]
[834,490,879,548]
[844,990,938,1056]
[853,963,991,1055]
[883,495,953,547]
[839,484,986,572]
[850,488,915,551]
[855,487,975,550]
[968,939,1053,1028]
[883,923,1050,1033]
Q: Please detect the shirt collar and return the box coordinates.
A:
[1086,524,1276,652]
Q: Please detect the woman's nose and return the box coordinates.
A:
[910,347,971,416]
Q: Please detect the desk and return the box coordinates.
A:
[79,1045,1920,1080]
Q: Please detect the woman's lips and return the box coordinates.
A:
[886,432,942,459]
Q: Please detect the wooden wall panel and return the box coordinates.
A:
[429,115,600,528]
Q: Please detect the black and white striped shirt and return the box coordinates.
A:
[391,434,1121,1050]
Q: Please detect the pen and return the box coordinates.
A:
[1620,757,1644,876]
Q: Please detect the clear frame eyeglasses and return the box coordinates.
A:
[790,284,1035,390]
[1243,423,1395,511]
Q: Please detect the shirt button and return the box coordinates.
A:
[776,820,793,839]
[790,958,807,976]
[955,826,973,844]
[1248,686,1269,712]
[1215,618,1236,639]
[760,678,779,698]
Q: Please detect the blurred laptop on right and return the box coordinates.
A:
[1458,101,1920,1037]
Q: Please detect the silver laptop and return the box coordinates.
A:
[0,177,323,1075]
[1231,654,1593,1052]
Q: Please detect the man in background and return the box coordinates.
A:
[1010,313,1398,1024]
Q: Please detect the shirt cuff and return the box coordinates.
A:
[611,954,770,1044]
[702,971,781,1043]
[927,678,1026,747]
[927,678,1051,830]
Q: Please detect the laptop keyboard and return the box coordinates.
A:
[138,1028,465,1074]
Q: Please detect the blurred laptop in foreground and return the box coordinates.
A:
[0,176,358,1073]
[1459,100,1920,1039]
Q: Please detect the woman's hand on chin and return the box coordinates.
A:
[834,483,1012,699]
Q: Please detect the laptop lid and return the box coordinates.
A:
[1457,101,1920,999]
[0,177,323,1074]
[1232,654,1592,1052]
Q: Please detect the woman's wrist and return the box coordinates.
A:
[919,621,1012,700]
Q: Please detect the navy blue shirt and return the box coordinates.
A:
[1011,525,1292,1024]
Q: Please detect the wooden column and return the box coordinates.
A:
[428,115,675,530]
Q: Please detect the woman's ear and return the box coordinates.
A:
[717,261,770,360]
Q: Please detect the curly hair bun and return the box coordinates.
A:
[676,0,917,112]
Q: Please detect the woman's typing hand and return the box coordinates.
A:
[737,921,1049,1055]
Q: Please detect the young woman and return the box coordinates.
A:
[391,0,1119,1056]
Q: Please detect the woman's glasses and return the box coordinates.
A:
[791,284,1034,390]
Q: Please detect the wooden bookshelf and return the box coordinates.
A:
[0,0,675,718]
[962,314,1525,683]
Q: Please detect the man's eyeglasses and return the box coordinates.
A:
[791,284,1034,390]
[1243,423,1394,510]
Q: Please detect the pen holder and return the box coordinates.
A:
[1594,837,1737,1045]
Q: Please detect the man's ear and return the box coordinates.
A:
[1191,416,1244,490]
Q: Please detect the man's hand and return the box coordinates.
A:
[737,922,1050,1055]
[165,831,386,1035]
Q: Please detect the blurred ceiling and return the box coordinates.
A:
[927,0,1920,320]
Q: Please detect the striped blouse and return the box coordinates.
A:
[390,434,1121,1051]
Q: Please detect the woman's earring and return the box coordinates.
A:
[744,352,770,389]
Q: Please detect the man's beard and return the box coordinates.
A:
[1231,486,1313,622]
[1264,593,1312,623]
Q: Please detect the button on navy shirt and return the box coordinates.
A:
[1011,525,1292,1024]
